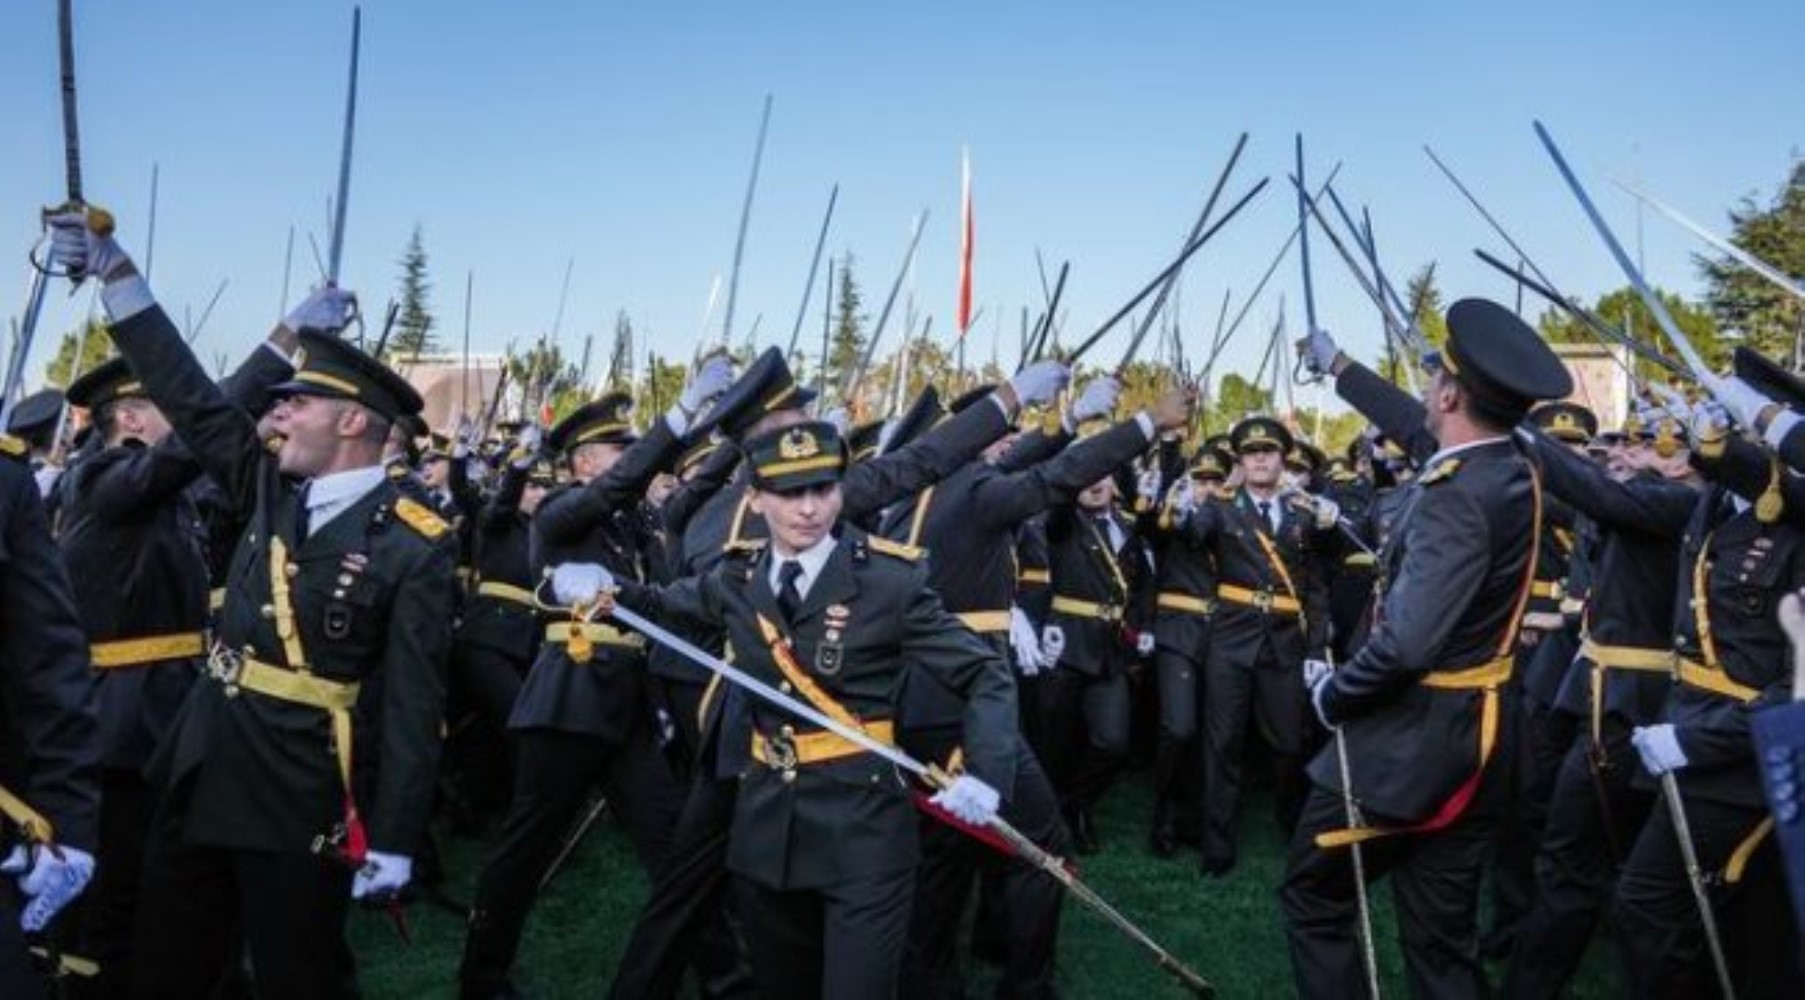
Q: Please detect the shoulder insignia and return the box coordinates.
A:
[866,535,924,562]
[387,462,408,480]
[394,496,450,540]
[0,434,24,458]
[1213,486,1237,501]
[722,538,768,557]
[1420,458,1462,486]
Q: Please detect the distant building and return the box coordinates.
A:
[392,354,509,429]
[1553,341,1633,430]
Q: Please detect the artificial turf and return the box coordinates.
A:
[352,774,1618,998]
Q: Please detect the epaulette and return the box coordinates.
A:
[865,535,924,562]
[723,538,768,557]
[0,434,25,459]
[387,463,408,480]
[1213,485,1237,501]
[394,496,451,540]
[1420,458,1462,486]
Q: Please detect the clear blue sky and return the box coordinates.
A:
[2,1,1800,394]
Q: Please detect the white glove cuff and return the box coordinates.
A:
[101,274,156,323]
[1764,409,1801,451]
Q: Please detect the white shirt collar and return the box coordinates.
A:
[768,533,838,601]
[304,464,387,533]
[1423,434,1510,470]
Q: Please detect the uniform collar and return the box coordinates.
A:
[305,464,386,513]
[768,531,838,599]
[1423,434,1510,469]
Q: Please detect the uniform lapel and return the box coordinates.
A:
[746,548,788,635]
[299,485,385,559]
[796,537,858,626]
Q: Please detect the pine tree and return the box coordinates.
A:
[391,225,436,357]
[44,320,116,387]
[827,254,867,396]
[1700,159,1805,363]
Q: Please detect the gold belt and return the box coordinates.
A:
[1676,656,1759,703]
[1017,568,1050,586]
[90,632,207,669]
[208,588,226,614]
[545,621,647,649]
[1529,579,1565,601]
[752,719,896,768]
[1050,596,1122,621]
[211,652,361,790]
[1581,640,1675,750]
[0,784,54,844]
[476,581,537,607]
[1215,584,1301,616]
[955,611,1012,634]
[1156,592,1216,615]
[1420,656,1513,690]
[1342,552,1377,568]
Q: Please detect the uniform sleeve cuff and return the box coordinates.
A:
[1763,409,1800,452]
[100,275,156,323]
[1133,412,1155,440]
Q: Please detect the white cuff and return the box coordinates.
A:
[1133,412,1155,441]
[101,274,156,323]
[988,393,1011,421]
[1764,409,1801,452]
[663,406,690,438]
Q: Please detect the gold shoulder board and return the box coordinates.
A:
[723,538,769,556]
[867,535,924,562]
[395,497,450,540]
[0,434,24,458]
[1420,458,1463,486]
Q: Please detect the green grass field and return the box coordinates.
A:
[352,774,1618,998]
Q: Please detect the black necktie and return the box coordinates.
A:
[295,482,313,544]
[1257,500,1273,534]
[777,560,804,623]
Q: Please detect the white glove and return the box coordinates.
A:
[283,285,358,335]
[931,774,1002,826]
[678,354,735,417]
[1135,466,1162,505]
[44,209,130,282]
[1300,327,1341,377]
[821,406,851,434]
[1690,399,1732,445]
[1,844,95,932]
[1302,658,1333,688]
[1067,376,1122,426]
[1647,382,1698,427]
[1632,724,1689,776]
[551,562,614,605]
[513,422,543,461]
[1008,606,1045,676]
[1166,477,1198,519]
[1009,360,1071,409]
[1709,375,1776,431]
[1311,496,1341,531]
[1040,624,1066,665]
[1309,673,1336,729]
[350,851,412,901]
[1135,632,1156,657]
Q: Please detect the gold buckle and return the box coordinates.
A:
[765,725,799,771]
[206,645,245,693]
[1254,590,1274,612]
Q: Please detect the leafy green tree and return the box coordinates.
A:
[391,225,436,357]
[43,320,116,387]
[1537,286,1721,380]
[1699,159,1805,363]
[826,254,867,398]
[1203,371,1273,434]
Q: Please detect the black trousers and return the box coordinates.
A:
[132,810,356,1000]
[1151,647,1204,828]
[459,725,680,997]
[736,866,916,1000]
[1280,771,1504,999]
[1613,790,1801,999]
[899,729,1067,1000]
[1504,714,1651,999]
[1486,651,1574,952]
[1202,644,1307,865]
[649,676,710,776]
[607,773,754,1000]
[0,882,47,1000]
[443,642,527,822]
[62,767,152,1000]
[1038,668,1129,812]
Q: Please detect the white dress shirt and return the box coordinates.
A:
[303,464,387,536]
[767,534,838,602]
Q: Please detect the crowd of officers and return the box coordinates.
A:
[0,207,1801,999]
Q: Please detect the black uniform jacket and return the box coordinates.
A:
[882,417,1154,728]
[616,527,1016,890]
[456,459,540,662]
[0,457,99,850]
[1314,439,1539,823]
[1178,487,1332,665]
[510,418,680,738]
[109,305,457,857]
[1044,501,1153,678]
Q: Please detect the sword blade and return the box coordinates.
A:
[721,94,774,347]
[58,0,82,204]
[1295,135,1316,332]
[1615,176,1805,303]
[327,7,362,285]
[1661,773,1738,1000]
[1533,122,1713,381]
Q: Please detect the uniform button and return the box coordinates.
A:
[285,563,300,578]
[779,682,793,694]
[260,604,276,620]
[1767,746,1793,765]
[1781,800,1801,824]
[781,770,796,784]
[332,590,347,600]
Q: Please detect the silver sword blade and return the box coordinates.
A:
[1615,176,1805,303]
[327,7,361,285]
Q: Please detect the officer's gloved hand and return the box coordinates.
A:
[1009,360,1071,410]
[1309,495,1341,531]
[1135,466,1162,507]
[512,423,543,466]
[44,208,130,283]
[1302,658,1333,688]
[1039,625,1066,667]
[283,285,359,336]
[1008,607,1044,676]
[1166,477,1198,521]
[1690,399,1732,445]
[551,562,614,606]
[1,844,95,932]
[1134,632,1156,658]
[821,406,851,435]
[1298,327,1342,378]
[1632,724,1689,776]
[350,851,412,901]
[1708,375,1776,431]
[669,354,736,435]
[931,774,1001,826]
[1065,376,1121,432]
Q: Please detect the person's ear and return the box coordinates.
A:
[747,487,766,517]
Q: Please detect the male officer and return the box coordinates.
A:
[49,210,457,1000]
[576,419,1016,998]
[1285,300,1573,997]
